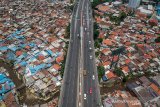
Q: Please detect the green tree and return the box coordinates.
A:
[121,0,128,4]
[94,22,99,30]
[109,26,113,30]
[128,10,135,16]
[65,23,70,39]
[122,76,128,83]
[60,55,67,78]
[92,0,112,9]
[94,40,100,48]
[95,51,100,57]
[94,30,99,40]
[98,38,103,44]
[97,66,105,81]
[65,4,74,11]
[105,33,109,38]
[119,12,127,21]
[114,68,123,77]
[60,63,65,78]
[155,37,160,43]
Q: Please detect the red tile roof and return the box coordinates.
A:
[16,51,23,56]
[149,19,158,26]
[97,5,110,12]
[125,59,131,64]
[103,39,112,46]
[106,71,116,79]
[51,48,57,53]
[127,53,132,57]
[25,45,30,50]
[98,31,105,38]
[103,61,111,66]
[144,54,152,59]
[102,48,110,54]
[48,37,57,42]
[53,64,61,71]
[4,92,17,107]
[150,83,159,93]
[113,55,118,62]
[95,16,102,23]
[125,42,131,46]
[122,66,129,73]
[56,56,64,63]
[158,90,160,95]
[38,55,45,60]
[110,31,118,36]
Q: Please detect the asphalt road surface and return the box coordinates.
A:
[58,0,101,107]
[82,1,101,107]
[58,0,84,107]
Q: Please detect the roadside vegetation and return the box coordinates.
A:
[60,41,69,78]
[97,66,105,82]
[91,0,112,8]
[65,23,70,39]
[60,55,66,78]
[65,4,74,11]
[93,22,100,48]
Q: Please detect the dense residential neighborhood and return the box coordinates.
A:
[92,0,160,107]
[0,0,160,107]
[0,0,71,106]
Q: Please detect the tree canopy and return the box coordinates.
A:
[92,0,112,8]
[155,37,160,43]
[94,30,99,40]
[65,23,70,39]
[114,68,123,77]
[97,66,105,77]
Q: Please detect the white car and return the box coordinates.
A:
[89,41,91,44]
[89,47,92,50]
[85,28,87,31]
[92,75,95,80]
[90,55,92,59]
[84,94,87,100]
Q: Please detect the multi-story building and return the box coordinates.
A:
[128,0,141,8]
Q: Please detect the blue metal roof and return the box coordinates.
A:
[157,5,160,9]
[29,42,36,47]
[35,64,46,71]
[19,61,27,66]
[0,74,15,100]
[6,51,15,60]
[0,46,8,51]
[10,46,18,51]
[46,49,54,56]
[102,75,108,81]
[20,44,27,48]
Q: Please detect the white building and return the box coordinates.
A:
[137,6,153,15]
[128,0,141,9]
